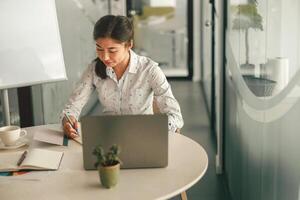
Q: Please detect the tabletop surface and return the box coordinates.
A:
[0,124,208,200]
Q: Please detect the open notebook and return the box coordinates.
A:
[33,124,82,145]
[0,148,64,172]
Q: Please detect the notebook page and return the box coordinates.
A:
[73,135,82,144]
[0,152,22,172]
[33,124,64,145]
[21,148,63,170]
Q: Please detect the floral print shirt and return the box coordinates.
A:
[61,50,184,133]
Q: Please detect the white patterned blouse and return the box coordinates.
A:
[61,50,184,133]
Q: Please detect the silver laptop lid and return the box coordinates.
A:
[81,114,168,170]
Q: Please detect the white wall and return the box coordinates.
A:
[32,0,109,124]
[280,0,300,78]
[193,0,201,81]
[149,0,176,7]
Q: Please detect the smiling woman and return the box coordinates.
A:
[95,37,132,80]
[93,15,133,80]
[61,15,184,138]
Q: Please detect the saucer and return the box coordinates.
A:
[0,138,29,150]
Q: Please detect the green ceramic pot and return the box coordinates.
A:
[98,163,120,188]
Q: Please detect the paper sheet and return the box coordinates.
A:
[33,124,64,145]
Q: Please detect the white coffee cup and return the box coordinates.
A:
[0,125,27,146]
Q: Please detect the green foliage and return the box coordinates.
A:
[93,144,122,168]
[231,1,263,64]
[232,2,263,31]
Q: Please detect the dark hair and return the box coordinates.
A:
[93,15,134,79]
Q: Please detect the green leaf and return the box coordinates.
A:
[93,144,122,167]
[232,3,263,31]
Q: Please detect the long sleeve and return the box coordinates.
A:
[60,64,95,121]
[149,65,184,133]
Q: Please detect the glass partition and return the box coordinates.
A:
[225,0,300,200]
[229,0,300,97]
[129,0,188,77]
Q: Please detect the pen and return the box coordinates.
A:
[64,113,79,135]
[17,150,27,166]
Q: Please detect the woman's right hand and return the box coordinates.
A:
[62,115,79,139]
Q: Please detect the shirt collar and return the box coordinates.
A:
[128,49,139,74]
[106,49,139,78]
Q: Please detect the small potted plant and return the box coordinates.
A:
[93,144,122,188]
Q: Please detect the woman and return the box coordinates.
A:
[61,15,183,138]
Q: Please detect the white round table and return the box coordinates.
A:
[0,124,208,200]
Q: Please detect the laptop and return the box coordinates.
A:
[81,114,169,170]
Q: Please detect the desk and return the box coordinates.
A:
[0,124,208,200]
